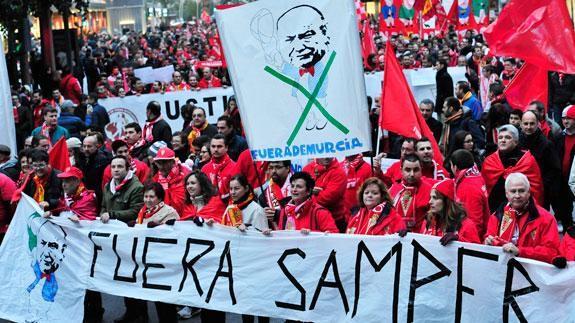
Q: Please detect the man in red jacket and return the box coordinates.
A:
[485,172,560,264]
[102,140,150,188]
[450,149,490,238]
[201,134,237,200]
[153,147,190,216]
[276,172,338,233]
[198,67,222,89]
[43,167,98,221]
[341,153,372,213]
[374,137,416,187]
[303,157,348,232]
[389,154,432,231]
[59,68,82,105]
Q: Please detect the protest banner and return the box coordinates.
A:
[99,87,234,141]
[216,0,372,161]
[364,66,467,106]
[2,195,575,323]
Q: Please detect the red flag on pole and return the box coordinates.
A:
[484,0,575,74]
[49,137,71,172]
[361,22,377,67]
[503,63,549,112]
[379,43,443,165]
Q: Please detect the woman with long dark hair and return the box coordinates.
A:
[420,179,480,245]
[445,130,484,171]
[346,177,405,235]
[180,170,226,222]
[217,174,268,231]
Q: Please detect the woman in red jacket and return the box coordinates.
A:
[420,179,481,245]
[347,177,405,235]
[180,170,226,222]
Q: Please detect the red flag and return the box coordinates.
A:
[361,22,377,67]
[49,137,71,172]
[484,0,575,74]
[379,43,443,165]
[201,9,212,25]
[503,63,549,112]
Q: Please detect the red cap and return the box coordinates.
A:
[153,147,175,161]
[432,179,455,201]
[563,105,575,119]
[57,167,84,180]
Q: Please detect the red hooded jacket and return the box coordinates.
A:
[303,159,349,223]
[153,163,190,216]
[60,74,82,105]
[485,203,560,264]
[277,199,338,233]
[455,167,490,238]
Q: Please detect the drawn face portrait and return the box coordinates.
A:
[35,222,67,275]
[277,5,330,69]
[459,0,469,8]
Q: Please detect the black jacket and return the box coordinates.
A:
[151,119,173,146]
[23,169,62,210]
[78,150,111,201]
[426,117,443,143]
[549,72,575,107]
[435,67,454,114]
[519,129,561,204]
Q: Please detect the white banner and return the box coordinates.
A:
[2,196,575,322]
[0,36,18,154]
[99,87,234,141]
[364,67,468,106]
[216,0,372,161]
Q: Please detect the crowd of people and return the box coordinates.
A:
[4,11,575,323]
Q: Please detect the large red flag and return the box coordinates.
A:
[504,63,549,112]
[484,0,575,74]
[361,22,377,67]
[49,137,71,172]
[379,43,443,165]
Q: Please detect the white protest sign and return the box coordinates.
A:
[151,65,176,84]
[216,0,372,161]
[2,196,575,322]
[99,87,234,141]
[364,66,467,105]
[133,66,155,84]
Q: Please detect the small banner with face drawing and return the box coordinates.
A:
[215,0,372,161]
[3,196,575,322]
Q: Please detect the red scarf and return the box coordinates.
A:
[156,163,183,190]
[265,175,291,209]
[137,202,166,224]
[343,154,364,176]
[421,216,444,237]
[64,183,86,207]
[109,171,133,194]
[40,122,54,141]
[539,120,551,138]
[284,198,311,230]
[142,116,163,142]
[347,202,387,235]
[496,204,528,245]
[210,154,232,188]
[221,193,254,227]
[454,165,481,185]
[128,137,147,154]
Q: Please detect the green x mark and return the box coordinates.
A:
[264,51,349,146]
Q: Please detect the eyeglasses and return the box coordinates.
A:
[31,163,47,169]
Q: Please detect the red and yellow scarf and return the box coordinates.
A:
[32,172,50,203]
[187,121,209,151]
[347,202,387,235]
[221,193,254,227]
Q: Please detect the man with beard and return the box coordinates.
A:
[78,135,110,205]
[482,125,543,211]
[201,134,237,200]
[440,97,485,154]
[455,81,483,121]
[216,115,248,161]
[260,160,292,228]
[519,110,561,211]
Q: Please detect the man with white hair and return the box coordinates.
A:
[484,173,560,264]
[482,125,543,211]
